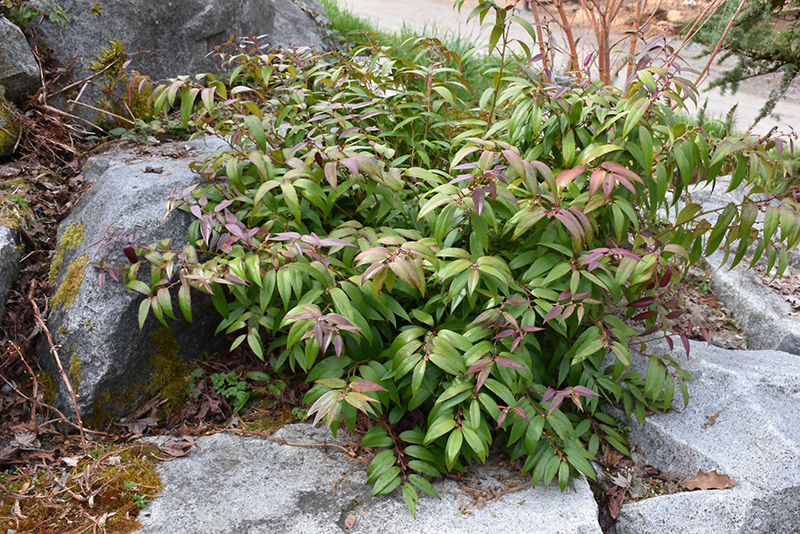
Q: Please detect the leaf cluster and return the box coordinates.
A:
[101,1,799,515]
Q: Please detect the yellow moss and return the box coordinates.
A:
[85,318,93,328]
[68,351,82,391]
[48,223,85,282]
[148,328,189,405]
[51,254,88,309]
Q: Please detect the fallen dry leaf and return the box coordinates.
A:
[680,469,738,490]
[0,165,22,177]
[344,513,356,529]
[62,455,83,467]
[158,440,194,458]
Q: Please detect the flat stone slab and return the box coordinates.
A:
[616,339,800,533]
[136,424,601,534]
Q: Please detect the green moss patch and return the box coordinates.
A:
[50,253,88,309]
[68,351,82,391]
[48,223,85,282]
[148,327,190,405]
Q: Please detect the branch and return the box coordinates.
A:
[30,287,88,454]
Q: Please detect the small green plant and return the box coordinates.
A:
[98,0,799,517]
[122,481,148,509]
[187,368,204,394]
[1,0,68,28]
[210,371,251,414]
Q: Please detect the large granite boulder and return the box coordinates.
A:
[38,137,228,427]
[136,424,602,534]
[615,339,800,533]
[0,16,41,103]
[0,225,20,323]
[30,0,330,122]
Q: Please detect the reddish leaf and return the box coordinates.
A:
[659,267,673,288]
[628,296,657,308]
[632,310,657,321]
[510,406,530,423]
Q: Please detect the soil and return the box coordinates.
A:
[340,0,800,136]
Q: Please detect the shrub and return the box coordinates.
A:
[105,1,797,515]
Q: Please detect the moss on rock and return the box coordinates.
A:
[148,327,190,405]
[68,350,82,391]
[48,223,85,282]
[51,253,88,309]
[0,92,19,158]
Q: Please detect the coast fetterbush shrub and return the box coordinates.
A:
[108,1,798,515]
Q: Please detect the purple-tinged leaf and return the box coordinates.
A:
[497,410,508,429]
[544,306,562,323]
[542,386,557,402]
[666,336,674,351]
[324,162,338,190]
[571,385,599,398]
[334,334,343,359]
[511,406,530,423]
[226,273,247,285]
[547,393,564,416]
[680,334,690,357]
[521,325,545,333]
[556,165,586,189]
[560,304,575,323]
[475,365,492,393]
[665,310,683,320]
[641,325,660,336]
[553,86,569,99]
[350,380,388,392]
[496,356,526,370]
[215,199,235,212]
[466,357,492,375]
[589,168,606,198]
[473,188,486,217]
[554,209,584,241]
[494,329,515,340]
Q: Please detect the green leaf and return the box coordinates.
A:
[362,427,394,448]
[402,482,419,516]
[424,415,456,445]
[445,428,463,468]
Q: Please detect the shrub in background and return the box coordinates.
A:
[102,1,798,515]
